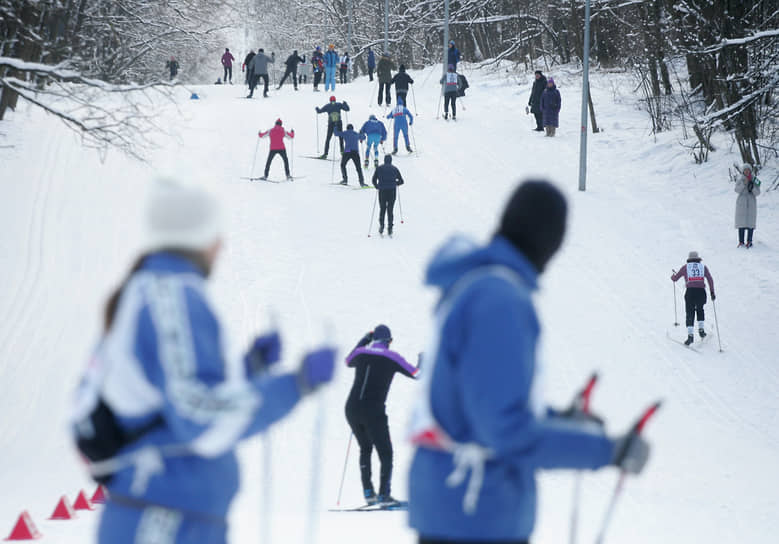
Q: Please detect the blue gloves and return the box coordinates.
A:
[244,332,282,376]
[297,348,336,394]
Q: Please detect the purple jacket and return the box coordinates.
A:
[671,262,715,295]
[346,341,418,406]
[540,85,561,127]
[221,51,235,67]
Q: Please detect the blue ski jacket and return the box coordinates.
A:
[324,50,339,68]
[367,50,376,69]
[334,128,364,153]
[73,253,302,521]
[360,117,387,140]
[387,105,413,129]
[408,236,614,541]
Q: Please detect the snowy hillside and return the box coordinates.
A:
[1,63,777,543]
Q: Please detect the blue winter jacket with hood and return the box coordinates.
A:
[408,235,614,541]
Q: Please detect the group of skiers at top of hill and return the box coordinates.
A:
[528,70,562,136]
[73,177,654,544]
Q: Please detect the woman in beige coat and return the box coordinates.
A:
[734,163,760,248]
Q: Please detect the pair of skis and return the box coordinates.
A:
[328,500,408,513]
[240,176,303,183]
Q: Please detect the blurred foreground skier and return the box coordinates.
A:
[345,325,420,506]
[72,180,335,544]
[408,180,652,544]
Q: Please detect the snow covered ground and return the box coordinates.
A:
[1,62,777,543]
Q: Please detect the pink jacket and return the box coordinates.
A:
[671,262,715,296]
[259,125,294,150]
[221,51,234,67]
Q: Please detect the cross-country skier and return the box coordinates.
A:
[345,325,420,505]
[408,180,652,544]
[315,96,350,158]
[447,40,460,70]
[278,50,305,90]
[339,52,351,84]
[540,77,561,136]
[72,180,336,544]
[334,123,366,187]
[390,64,414,106]
[377,53,396,106]
[324,44,339,91]
[258,119,295,181]
[528,70,547,131]
[372,155,404,237]
[367,47,376,81]
[441,64,459,120]
[671,251,716,345]
[311,46,325,91]
[242,50,256,85]
[221,48,235,84]
[387,97,413,154]
[248,49,274,98]
[359,114,387,168]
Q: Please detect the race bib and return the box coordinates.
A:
[686,263,705,282]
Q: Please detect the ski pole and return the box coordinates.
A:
[568,373,598,544]
[367,190,378,237]
[410,124,418,154]
[712,299,723,352]
[672,271,679,327]
[594,401,662,544]
[411,84,418,116]
[436,91,443,120]
[330,141,337,182]
[335,433,354,506]
[249,136,261,178]
[316,114,320,155]
[291,136,295,178]
[397,186,404,224]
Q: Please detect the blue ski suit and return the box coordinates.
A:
[324,49,339,91]
[360,117,387,160]
[74,253,304,544]
[387,103,413,150]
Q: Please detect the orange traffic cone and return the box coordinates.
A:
[49,496,76,520]
[73,490,93,511]
[4,511,42,540]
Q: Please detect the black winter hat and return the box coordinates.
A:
[496,180,567,273]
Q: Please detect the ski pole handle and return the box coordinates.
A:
[576,372,598,414]
[631,400,662,436]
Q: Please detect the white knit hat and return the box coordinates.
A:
[144,179,222,252]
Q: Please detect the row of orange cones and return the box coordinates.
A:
[5,485,107,541]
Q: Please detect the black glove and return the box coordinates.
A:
[711,293,716,301]
[748,181,754,192]
[343,100,349,107]
[357,331,374,347]
[612,433,651,474]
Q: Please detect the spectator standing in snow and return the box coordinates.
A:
[408,180,652,544]
[72,180,336,544]
[671,251,716,345]
[242,50,256,85]
[367,47,376,81]
[316,95,350,158]
[440,64,459,120]
[311,46,325,91]
[345,325,419,506]
[324,44,339,91]
[540,77,561,136]
[278,50,305,90]
[248,49,274,98]
[447,40,460,70]
[221,48,235,84]
[359,114,387,168]
[528,70,547,132]
[372,155,405,237]
[166,57,179,80]
[734,163,761,248]
[387,97,414,154]
[258,119,295,181]
[334,123,366,186]
[339,52,351,84]
[377,53,396,106]
[390,64,414,106]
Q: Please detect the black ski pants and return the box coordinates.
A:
[324,120,343,156]
[684,288,707,327]
[264,149,289,177]
[340,67,348,84]
[379,188,397,233]
[420,539,528,544]
[249,74,269,97]
[378,81,392,105]
[341,150,364,183]
[278,68,298,89]
[444,91,457,117]
[313,71,323,89]
[223,65,232,83]
[368,67,375,81]
[533,110,543,130]
[396,89,408,106]
[346,404,393,496]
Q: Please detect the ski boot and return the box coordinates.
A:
[406,146,413,153]
[699,328,707,339]
[286,175,293,181]
[364,489,379,506]
[339,180,348,185]
[364,158,369,168]
[359,182,368,188]
[392,148,398,155]
[257,176,267,181]
[746,241,753,248]
[319,153,328,159]
[452,115,456,121]
[684,334,694,346]
[374,159,379,168]
[388,227,393,238]
[378,225,384,236]
[377,494,400,507]
[737,242,745,248]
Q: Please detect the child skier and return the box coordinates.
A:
[334,123,366,186]
[671,251,716,345]
[345,325,420,506]
[258,119,295,181]
[359,114,387,168]
[315,96,350,158]
[372,155,405,237]
[387,97,414,154]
